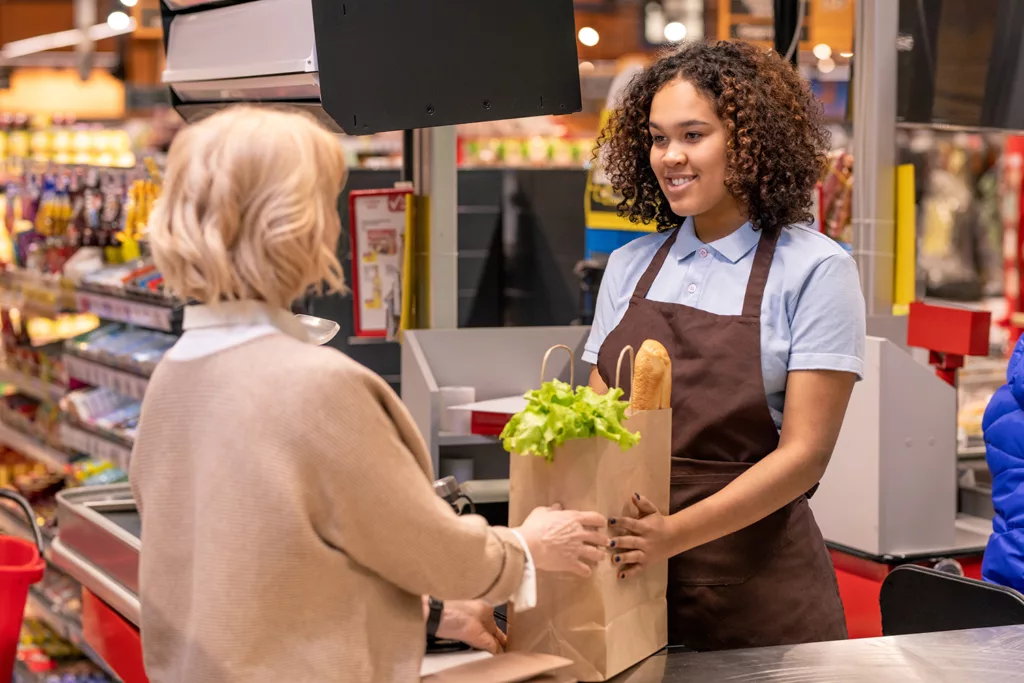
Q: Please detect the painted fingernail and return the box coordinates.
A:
[635,492,641,500]
[609,518,616,525]
[615,556,621,563]
[610,540,616,548]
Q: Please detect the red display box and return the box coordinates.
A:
[907,302,991,357]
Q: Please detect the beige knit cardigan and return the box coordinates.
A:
[130,333,525,683]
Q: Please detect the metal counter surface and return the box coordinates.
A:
[608,626,1024,682]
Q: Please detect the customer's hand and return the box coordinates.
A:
[517,504,609,578]
[436,600,506,654]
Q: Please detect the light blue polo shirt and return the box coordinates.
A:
[583,217,866,429]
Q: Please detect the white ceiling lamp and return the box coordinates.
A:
[812,43,832,60]
[839,51,854,58]
[578,27,600,47]
[818,57,836,74]
[107,10,131,31]
[120,0,139,6]
[663,22,687,42]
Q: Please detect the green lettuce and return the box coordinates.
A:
[499,380,641,461]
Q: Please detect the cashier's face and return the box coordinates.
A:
[648,78,735,222]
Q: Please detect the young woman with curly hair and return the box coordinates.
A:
[583,41,866,650]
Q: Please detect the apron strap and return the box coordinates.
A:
[632,228,682,299]
[741,229,781,318]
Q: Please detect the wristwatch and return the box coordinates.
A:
[426,597,444,638]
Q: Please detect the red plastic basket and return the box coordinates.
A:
[0,491,46,680]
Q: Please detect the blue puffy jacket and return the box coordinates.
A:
[983,338,1024,591]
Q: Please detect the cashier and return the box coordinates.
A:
[129,106,609,683]
[586,41,866,650]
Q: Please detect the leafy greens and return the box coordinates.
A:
[499,380,641,461]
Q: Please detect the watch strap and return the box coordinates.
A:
[426,597,444,638]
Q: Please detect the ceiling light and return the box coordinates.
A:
[818,57,836,74]
[812,43,832,60]
[120,0,139,6]
[663,22,687,42]
[839,51,854,58]
[107,11,131,31]
[578,27,600,47]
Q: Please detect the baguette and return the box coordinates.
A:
[630,339,672,411]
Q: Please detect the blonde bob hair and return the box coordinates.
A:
[147,105,348,309]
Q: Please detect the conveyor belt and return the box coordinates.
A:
[609,626,1024,682]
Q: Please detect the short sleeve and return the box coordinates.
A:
[788,254,866,379]
[583,251,626,365]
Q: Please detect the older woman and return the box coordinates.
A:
[130,106,608,683]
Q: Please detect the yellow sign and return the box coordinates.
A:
[585,110,656,233]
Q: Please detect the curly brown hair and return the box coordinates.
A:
[598,40,830,235]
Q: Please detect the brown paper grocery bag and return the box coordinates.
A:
[420,652,575,683]
[507,346,671,682]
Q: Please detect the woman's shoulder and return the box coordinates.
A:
[253,334,380,387]
[152,333,382,397]
[777,223,855,266]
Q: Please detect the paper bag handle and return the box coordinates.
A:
[614,345,635,390]
[541,345,575,387]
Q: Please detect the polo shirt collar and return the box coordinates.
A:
[670,217,760,264]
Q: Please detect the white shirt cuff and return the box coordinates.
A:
[508,530,537,612]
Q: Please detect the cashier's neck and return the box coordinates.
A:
[692,200,749,244]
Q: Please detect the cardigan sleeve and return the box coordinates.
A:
[306,363,527,604]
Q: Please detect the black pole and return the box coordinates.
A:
[401,129,415,183]
[773,0,800,66]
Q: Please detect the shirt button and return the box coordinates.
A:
[687,284,697,294]
[699,248,709,258]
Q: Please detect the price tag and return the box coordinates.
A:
[75,292,174,332]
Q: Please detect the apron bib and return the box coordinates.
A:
[596,227,847,651]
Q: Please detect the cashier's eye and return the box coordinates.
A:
[650,134,668,146]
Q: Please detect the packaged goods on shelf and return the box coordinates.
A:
[15,618,113,682]
[0,394,63,450]
[65,325,174,377]
[820,150,854,248]
[32,568,83,623]
[0,154,161,284]
[1,113,136,169]
[63,387,139,446]
[78,261,174,303]
[459,135,595,168]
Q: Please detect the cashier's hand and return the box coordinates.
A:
[437,600,507,654]
[517,505,609,578]
[610,493,673,579]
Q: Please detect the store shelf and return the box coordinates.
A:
[438,432,499,447]
[60,424,132,471]
[26,588,81,645]
[0,423,71,472]
[63,355,149,402]
[0,366,66,404]
[75,290,178,333]
[21,590,120,682]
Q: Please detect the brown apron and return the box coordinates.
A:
[596,227,847,651]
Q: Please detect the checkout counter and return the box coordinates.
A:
[47,484,1024,683]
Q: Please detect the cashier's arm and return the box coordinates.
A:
[589,366,855,556]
